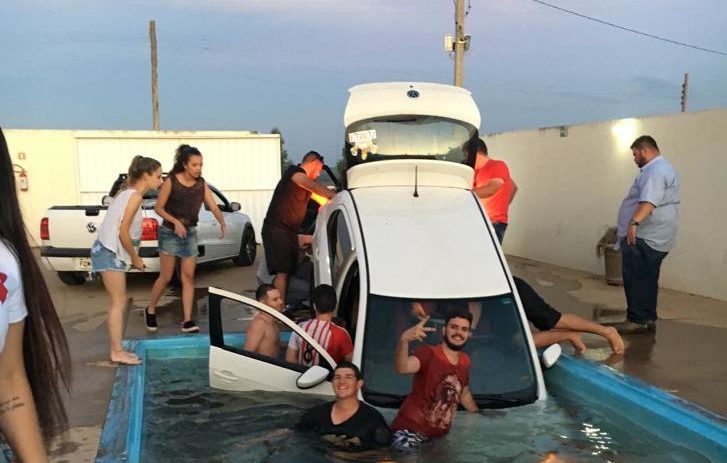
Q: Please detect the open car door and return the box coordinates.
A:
[208,287,336,397]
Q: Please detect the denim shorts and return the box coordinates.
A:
[91,240,127,272]
[1,432,14,462]
[158,225,198,258]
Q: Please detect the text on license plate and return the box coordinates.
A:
[77,257,92,270]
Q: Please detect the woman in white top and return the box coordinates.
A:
[1,128,71,461]
[91,155,162,365]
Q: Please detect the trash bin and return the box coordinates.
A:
[597,227,623,286]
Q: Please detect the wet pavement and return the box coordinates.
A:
[40,249,727,462]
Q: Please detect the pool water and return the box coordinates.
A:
[140,350,714,463]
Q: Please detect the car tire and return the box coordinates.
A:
[57,271,86,286]
[232,226,257,267]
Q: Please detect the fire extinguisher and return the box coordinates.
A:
[14,164,29,191]
[18,171,29,191]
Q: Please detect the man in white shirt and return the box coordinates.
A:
[612,135,680,334]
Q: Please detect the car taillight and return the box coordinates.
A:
[40,217,49,240]
[141,218,159,241]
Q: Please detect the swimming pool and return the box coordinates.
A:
[95,335,727,462]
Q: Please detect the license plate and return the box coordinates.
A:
[77,257,92,270]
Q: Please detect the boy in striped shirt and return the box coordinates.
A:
[286,284,353,366]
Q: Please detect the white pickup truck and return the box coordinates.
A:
[40,174,257,285]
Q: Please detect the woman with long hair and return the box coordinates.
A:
[91,155,162,365]
[145,144,226,333]
[0,127,72,461]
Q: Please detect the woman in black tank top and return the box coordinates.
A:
[145,144,227,333]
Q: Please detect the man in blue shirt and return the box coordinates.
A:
[612,135,680,334]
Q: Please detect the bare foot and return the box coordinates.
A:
[567,332,587,354]
[110,350,142,365]
[604,326,625,355]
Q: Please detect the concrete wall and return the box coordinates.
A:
[4,130,81,247]
[4,129,281,245]
[486,109,727,301]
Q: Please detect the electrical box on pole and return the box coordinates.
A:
[444,34,454,52]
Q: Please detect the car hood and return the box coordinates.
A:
[351,186,511,299]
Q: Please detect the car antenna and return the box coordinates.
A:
[413,165,419,198]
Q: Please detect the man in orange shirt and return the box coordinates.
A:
[469,138,518,243]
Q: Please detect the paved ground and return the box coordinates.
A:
[41,249,727,462]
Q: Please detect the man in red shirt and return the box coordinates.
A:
[470,138,518,243]
[285,284,353,366]
[391,307,479,449]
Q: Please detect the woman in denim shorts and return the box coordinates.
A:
[145,144,226,333]
[91,156,162,365]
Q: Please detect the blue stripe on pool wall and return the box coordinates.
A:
[546,355,727,462]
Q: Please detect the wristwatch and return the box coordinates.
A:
[629,219,640,227]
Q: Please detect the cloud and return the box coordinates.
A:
[157,0,411,18]
[629,75,678,100]
[5,0,427,25]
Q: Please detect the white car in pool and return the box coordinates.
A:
[208,82,559,408]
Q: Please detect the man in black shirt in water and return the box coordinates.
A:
[297,362,392,449]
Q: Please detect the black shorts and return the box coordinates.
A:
[513,277,562,331]
[262,222,298,275]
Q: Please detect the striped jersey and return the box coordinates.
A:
[289,319,353,367]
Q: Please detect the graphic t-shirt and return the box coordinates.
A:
[0,239,28,353]
[296,401,392,448]
[473,159,512,223]
[288,319,353,367]
[391,344,470,438]
[264,165,311,231]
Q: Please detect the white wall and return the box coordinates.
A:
[5,129,281,245]
[487,109,727,301]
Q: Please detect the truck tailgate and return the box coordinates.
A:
[44,206,108,248]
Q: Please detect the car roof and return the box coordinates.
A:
[350,186,511,299]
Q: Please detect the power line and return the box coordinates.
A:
[530,0,727,57]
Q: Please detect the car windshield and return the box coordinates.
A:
[361,293,538,409]
[346,116,476,164]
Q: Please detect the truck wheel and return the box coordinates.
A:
[57,271,86,286]
[232,227,256,267]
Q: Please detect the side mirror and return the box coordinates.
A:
[540,343,562,369]
[101,195,111,206]
[230,202,241,212]
[296,365,330,389]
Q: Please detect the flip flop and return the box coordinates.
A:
[110,352,142,366]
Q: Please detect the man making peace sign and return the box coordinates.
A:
[390,306,480,449]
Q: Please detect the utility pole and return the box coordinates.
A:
[680,72,688,113]
[149,20,160,130]
[453,0,465,87]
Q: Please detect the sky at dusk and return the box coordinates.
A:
[1,0,726,163]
